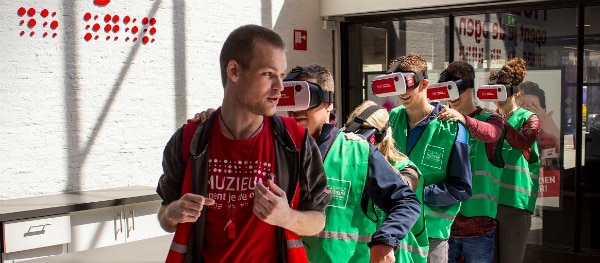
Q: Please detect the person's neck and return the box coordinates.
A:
[497,100,518,116]
[219,105,264,140]
[406,102,434,126]
[456,102,478,116]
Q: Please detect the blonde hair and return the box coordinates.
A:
[345,100,409,164]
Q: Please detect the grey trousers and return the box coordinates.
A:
[427,237,449,263]
[495,205,532,263]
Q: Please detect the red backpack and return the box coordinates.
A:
[165,115,308,263]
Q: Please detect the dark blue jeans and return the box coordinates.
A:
[448,229,495,263]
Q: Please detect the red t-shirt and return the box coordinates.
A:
[203,116,279,263]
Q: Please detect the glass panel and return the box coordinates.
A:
[454,8,578,255]
[343,18,448,122]
[582,5,600,253]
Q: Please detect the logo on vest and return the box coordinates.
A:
[421,144,444,169]
[327,178,351,208]
[469,137,478,161]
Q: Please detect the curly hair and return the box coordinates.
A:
[345,100,409,164]
[389,53,428,74]
[488,57,527,86]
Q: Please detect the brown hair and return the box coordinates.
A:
[488,57,527,86]
[389,53,428,74]
[447,61,475,82]
[219,24,286,87]
[293,64,335,93]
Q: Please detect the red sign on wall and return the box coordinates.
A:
[293,29,307,51]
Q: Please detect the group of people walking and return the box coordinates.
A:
[156,24,541,263]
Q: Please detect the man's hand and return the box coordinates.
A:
[188,108,217,124]
[159,193,215,232]
[438,106,466,124]
[370,244,395,263]
[253,180,292,227]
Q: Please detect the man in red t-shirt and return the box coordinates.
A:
[156,25,331,263]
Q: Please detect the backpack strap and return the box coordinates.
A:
[181,120,200,165]
[165,119,200,263]
[278,116,306,154]
[272,115,310,263]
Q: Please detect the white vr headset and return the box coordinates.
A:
[476,84,509,102]
[371,70,427,97]
[276,67,334,112]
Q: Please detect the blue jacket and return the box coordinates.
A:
[317,114,421,248]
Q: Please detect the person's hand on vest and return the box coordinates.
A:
[253,179,292,227]
[370,244,396,263]
[167,193,215,224]
[438,106,466,124]
[189,108,217,123]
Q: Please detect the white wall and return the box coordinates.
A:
[0,0,333,200]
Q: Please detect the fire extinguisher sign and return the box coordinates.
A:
[293,29,307,51]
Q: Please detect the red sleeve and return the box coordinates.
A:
[464,114,504,143]
[504,114,541,161]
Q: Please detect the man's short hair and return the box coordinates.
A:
[389,53,428,75]
[447,61,475,82]
[219,24,286,87]
[294,64,335,94]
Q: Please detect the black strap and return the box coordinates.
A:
[344,105,384,133]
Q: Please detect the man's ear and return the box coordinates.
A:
[325,102,334,112]
[227,60,240,83]
[420,79,429,89]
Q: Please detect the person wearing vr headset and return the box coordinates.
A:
[435,61,505,263]
[285,65,420,263]
[191,64,421,263]
[385,53,472,263]
[344,100,429,263]
[488,57,541,263]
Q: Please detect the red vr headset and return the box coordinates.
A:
[476,72,515,102]
[371,62,427,97]
[277,67,334,112]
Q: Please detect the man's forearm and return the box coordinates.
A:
[281,210,325,236]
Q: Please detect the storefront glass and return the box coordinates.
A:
[342,4,600,261]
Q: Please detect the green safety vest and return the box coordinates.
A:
[386,159,429,263]
[459,111,504,218]
[303,134,374,263]
[499,108,540,213]
[390,106,461,240]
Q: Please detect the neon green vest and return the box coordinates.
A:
[499,108,540,213]
[388,159,429,263]
[303,134,374,263]
[459,111,504,218]
[390,106,460,239]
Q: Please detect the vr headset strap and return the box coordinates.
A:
[345,105,384,133]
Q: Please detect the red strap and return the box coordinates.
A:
[181,120,200,165]
[165,121,199,263]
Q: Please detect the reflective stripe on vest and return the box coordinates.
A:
[398,241,429,258]
[425,209,456,221]
[316,230,372,243]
